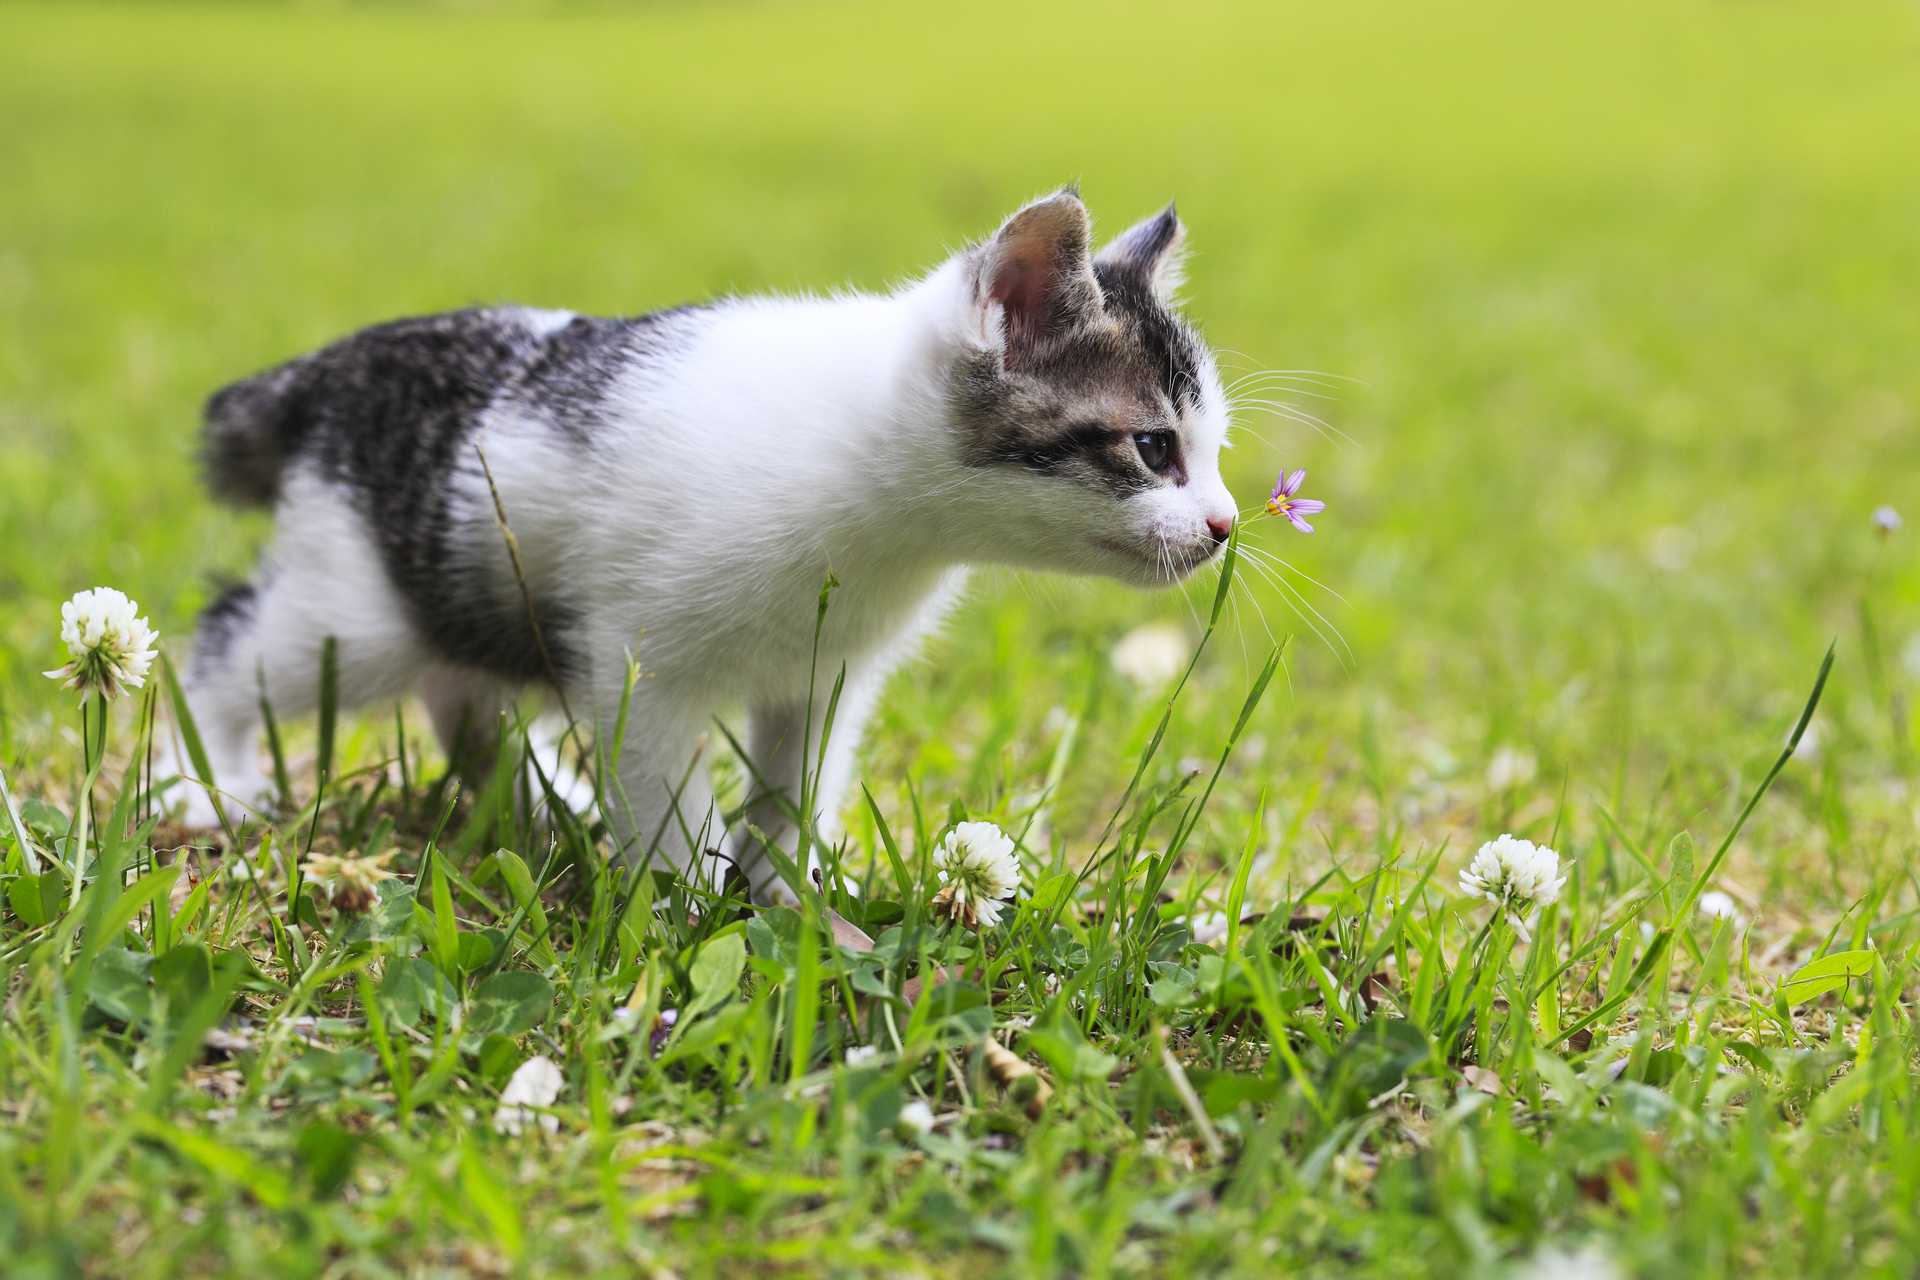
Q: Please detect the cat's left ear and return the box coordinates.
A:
[971,188,1103,367]
[1095,202,1187,299]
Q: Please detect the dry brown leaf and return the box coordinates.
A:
[823,907,874,952]
[1461,1065,1502,1095]
[896,964,966,1006]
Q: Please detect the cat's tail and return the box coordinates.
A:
[199,358,312,507]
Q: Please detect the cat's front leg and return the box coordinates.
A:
[598,682,727,890]
[739,665,890,900]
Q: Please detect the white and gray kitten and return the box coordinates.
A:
[168,189,1240,898]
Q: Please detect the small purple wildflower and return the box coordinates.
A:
[650,1008,679,1055]
[1265,468,1327,533]
[1873,505,1902,537]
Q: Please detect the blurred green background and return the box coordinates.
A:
[2,1,1916,873]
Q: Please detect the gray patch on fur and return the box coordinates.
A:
[195,304,702,682]
[952,252,1208,496]
[190,580,259,680]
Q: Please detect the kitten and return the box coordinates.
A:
[167,188,1239,899]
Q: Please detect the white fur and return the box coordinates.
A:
[521,308,576,338]
[167,206,1237,898]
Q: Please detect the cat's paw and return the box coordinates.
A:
[151,743,271,831]
[520,721,599,825]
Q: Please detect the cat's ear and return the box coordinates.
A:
[972,188,1101,367]
[1095,202,1187,299]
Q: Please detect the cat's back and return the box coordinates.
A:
[199,304,701,506]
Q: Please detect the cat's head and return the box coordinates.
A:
[942,189,1236,586]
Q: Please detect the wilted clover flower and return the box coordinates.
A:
[931,820,1021,929]
[1459,834,1565,941]
[304,849,398,913]
[45,587,158,703]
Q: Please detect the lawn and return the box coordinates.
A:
[3,1,1919,1275]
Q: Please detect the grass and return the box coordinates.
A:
[3,1,1920,1275]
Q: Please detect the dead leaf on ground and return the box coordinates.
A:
[1461,1065,1502,1095]
[823,907,874,952]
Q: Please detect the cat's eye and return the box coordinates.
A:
[1133,430,1176,474]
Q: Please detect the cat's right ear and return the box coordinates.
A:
[970,189,1102,368]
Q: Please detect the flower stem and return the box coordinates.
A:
[71,700,100,906]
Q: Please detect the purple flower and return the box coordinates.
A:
[1873,505,1902,537]
[1265,468,1327,533]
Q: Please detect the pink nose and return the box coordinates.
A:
[1205,516,1233,544]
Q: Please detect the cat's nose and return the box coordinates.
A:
[1205,516,1233,544]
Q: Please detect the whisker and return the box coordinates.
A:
[1224,376,1342,402]
[1215,354,1361,389]
[1229,570,1279,655]
[1221,556,1297,660]
[1233,542,1350,604]
[1164,535,1207,635]
[1271,576,1354,669]
[1228,547,1353,667]
[1224,421,1283,454]
[1230,399,1358,449]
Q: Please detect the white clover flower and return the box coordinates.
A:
[844,1044,880,1068]
[1697,890,1742,924]
[1459,834,1565,941]
[1188,910,1232,947]
[44,587,158,704]
[493,1054,564,1136]
[931,820,1021,929]
[1110,622,1188,685]
[1872,505,1902,536]
[1646,524,1697,573]
[1486,746,1538,792]
[897,1099,936,1136]
[1512,1244,1622,1280]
